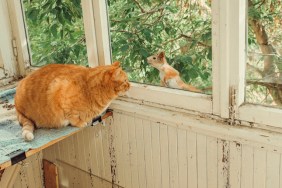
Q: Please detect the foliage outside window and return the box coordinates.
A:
[23,0,88,66]
[108,0,212,93]
[246,0,282,108]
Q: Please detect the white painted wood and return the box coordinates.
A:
[218,0,230,118]
[12,175,21,188]
[241,145,254,188]
[239,104,282,129]
[81,0,99,67]
[0,164,21,188]
[212,0,220,115]
[206,137,218,188]
[91,0,112,66]
[143,120,154,188]
[120,115,132,188]
[114,113,125,187]
[94,126,105,177]
[19,164,28,188]
[101,123,112,182]
[266,151,280,188]
[0,0,18,79]
[227,0,246,107]
[127,116,140,188]
[25,159,36,188]
[187,131,197,188]
[111,101,282,152]
[88,125,99,177]
[58,140,71,188]
[65,135,77,187]
[7,0,30,76]
[125,82,212,114]
[135,117,147,188]
[159,123,170,188]
[177,129,187,188]
[197,134,207,188]
[32,153,43,188]
[72,133,84,188]
[35,108,282,188]
[217,140,229,188]
[168,126,179,188]
[253,148,266,188]
[280,155,282,188]
[229,142,241,188]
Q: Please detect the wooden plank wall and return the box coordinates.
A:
[0,152,43,188]
[42,111,282,188]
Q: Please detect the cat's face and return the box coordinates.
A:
[147,51,165,70]
[109,62,130,96]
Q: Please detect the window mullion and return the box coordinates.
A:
[216,0,231,119]
[215,0,246,119]
[81,0,99,67]
[212,0,221,116]
[91,0,111,66]
[228,0,247,110]
[7,0,30,77]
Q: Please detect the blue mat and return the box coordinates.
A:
[0,88,79,164]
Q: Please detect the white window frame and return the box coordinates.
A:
[0,0,25,84]
[89,0,216,114]
[8,0,282,129]
[225,0,282,128]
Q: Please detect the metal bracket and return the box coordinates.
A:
[6,149,26,165]
[91,109,113,126]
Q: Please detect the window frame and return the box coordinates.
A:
[227,0,282,129]
[90,0,216,114]
[8,0,282,128]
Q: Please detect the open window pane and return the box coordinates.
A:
[22,0,88,66]
[246,0,282,107]
[108,0,212,94]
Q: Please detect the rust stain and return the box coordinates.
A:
[0,169,4,181]
[221,140,230,188]
[109,128,117,188]
[88,167,94,187]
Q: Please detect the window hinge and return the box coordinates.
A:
[229,86,237,125]
[12,39,18,57]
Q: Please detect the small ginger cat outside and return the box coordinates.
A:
[147,51,202,93]
[15,62,130,141]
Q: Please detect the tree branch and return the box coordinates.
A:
[180,34,211,48]
[247,63,263,76]
[132,0,145,13]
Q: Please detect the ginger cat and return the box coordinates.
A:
[147,51,202,92]
[15,62,130,141]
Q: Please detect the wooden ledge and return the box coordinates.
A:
[0,110,113,170]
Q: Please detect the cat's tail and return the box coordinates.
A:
[181,83,202,93]
[16,110,35,141]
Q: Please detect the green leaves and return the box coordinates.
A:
[109,0,213,88]
[23,0,87,66]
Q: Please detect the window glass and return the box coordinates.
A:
[246,0,282,107]
[22,0,88,66]
[108,0,212,93]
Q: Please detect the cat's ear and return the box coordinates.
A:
[112,61,120,67]
[111,67,123,80]
[158,51,165,59]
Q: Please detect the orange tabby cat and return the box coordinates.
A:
[147,51,202,92]
[15,62,130,141]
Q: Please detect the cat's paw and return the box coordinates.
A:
[75,121,88,128]
[22,130,34,141]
